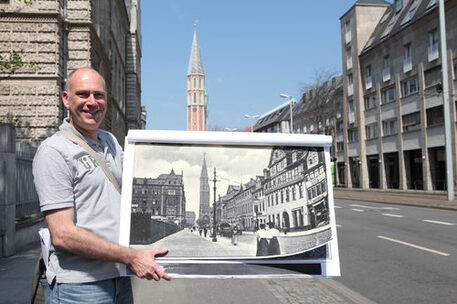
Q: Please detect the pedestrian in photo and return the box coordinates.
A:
[267,222,281,256]
[231,226,238,246]
[204,226,208,237]
[256,223,269,256]
[33,67,170,303]
[199,227,202,236]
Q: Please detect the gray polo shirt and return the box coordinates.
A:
[33,118,124,284]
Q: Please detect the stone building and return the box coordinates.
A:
[132,169,186,224]
[339,0,457,191]
[0,0,143,145]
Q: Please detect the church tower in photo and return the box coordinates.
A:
[187,25,208,131]
[199,153,211,223]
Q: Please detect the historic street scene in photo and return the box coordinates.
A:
[128,143,332,258]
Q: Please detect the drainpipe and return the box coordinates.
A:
[62,0,68,118]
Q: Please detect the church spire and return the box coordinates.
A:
[187,26,204,76]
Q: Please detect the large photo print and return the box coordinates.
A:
[119,130,340,277]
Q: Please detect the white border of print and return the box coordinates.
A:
[119,130,341,278]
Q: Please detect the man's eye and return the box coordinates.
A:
[94,93,106,99]
[76,92,90,98]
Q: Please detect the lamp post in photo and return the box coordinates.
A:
[244,114,259,132]
[279,94,296,134]
[212,167,218,242]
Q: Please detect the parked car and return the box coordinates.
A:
[219,222,233,237]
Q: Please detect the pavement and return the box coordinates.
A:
[2,188,456,304]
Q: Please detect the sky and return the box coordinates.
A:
[134,143,272,214]
[140,1,364,131]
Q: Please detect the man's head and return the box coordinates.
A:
[63,68,107,140]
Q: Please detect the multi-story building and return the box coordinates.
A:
[0,0,143,145]
[340,0,457,191]
[187,27,208,131]
[253,101,293,133]
[132,169,186,224]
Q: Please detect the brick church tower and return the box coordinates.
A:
[187,26,208,131]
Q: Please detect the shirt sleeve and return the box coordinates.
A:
[33,144,75,212]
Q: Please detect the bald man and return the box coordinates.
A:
[33,67,169,304]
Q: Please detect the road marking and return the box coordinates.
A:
[423,219,456,226]
[351,208,364,212]
[334,205,342,209]
[377,235,450,257]
[382,213,404,218]
[336,224,342,228]
[350,204,399,210]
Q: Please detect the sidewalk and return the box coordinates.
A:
[333,187,457,211]
[2,188,455,303]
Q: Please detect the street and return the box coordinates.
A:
[334,199,457,304]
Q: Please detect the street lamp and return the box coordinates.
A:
[279,93,296,134]
[244,114,259,133]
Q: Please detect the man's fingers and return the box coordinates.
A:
[152,248,168,256]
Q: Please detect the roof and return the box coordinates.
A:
[362,0,439,54]
[187,30,204,75]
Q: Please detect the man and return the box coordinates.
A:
[33,67,170,303]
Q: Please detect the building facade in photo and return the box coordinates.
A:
[132,170,186,224]
[339,0,457,191]
[187,27,208,131]
[0,0,143,145]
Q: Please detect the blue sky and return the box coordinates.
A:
[140,1,363,130]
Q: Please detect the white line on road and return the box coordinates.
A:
[423,219,456,226]
[382,213,404,218]
[377,235,450,257]
[334,205,342,209]
[351,208,364,212]
[336,224,342,228]
[350,204,400,210]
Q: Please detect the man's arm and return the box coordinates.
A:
[46,207,171,281]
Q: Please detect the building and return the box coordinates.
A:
[340,0,457,191]
[185,211,196,227]
[132,169,186,224]
[198,154,211,223]
[0,0,143,145]
[187,26,208,131]
[293,76,344,184]
[252,101,293,133]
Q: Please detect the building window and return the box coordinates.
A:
[366,124,378,139]
[345,20,352,43]
[403,7,416,24]
[337,141,344,152]
[428,29,439,62]
[427,106,443,127]
[348,74,353,96]
[364,94,377,109]
[365,65,372,89]
[382,87,396,104]
[346,46,352,70]
[424,66,441,87]
[348,128,358,143]
[427,0,437,9]
[383,55,391,82]
[402,77,419,96]
[383,119,397,136]
[402,112,421,132]
[403,43,412,72]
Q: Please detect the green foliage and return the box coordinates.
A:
[0,0,33,16]
[0,50,38,74]
[0,112,19,125]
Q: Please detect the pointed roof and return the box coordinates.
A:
[187,29,204,76]
[201,153,208,179]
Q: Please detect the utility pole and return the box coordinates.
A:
[438,0,454,200]
[212,168,218,242]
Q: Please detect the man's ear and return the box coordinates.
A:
[62,91,70,108]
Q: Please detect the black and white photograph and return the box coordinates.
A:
[119,130,340,277]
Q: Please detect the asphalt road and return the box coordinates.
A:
[334,199,457,304]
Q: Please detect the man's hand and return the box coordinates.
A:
[128,248,171,281]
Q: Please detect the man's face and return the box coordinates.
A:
[63,69,107,137]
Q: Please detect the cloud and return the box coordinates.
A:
[133,144,272,215]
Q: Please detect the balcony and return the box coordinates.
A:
[403,57,412,73]
[346,58,352,70]
[365,76,372,90]
[345,31,352,44]
[383,68,391,82]
[348,84,353,96]
[428,45,439,62]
